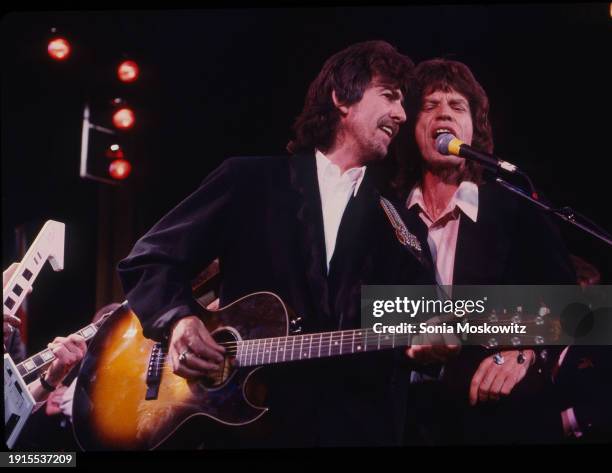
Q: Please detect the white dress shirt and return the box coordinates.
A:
[406,181,479,286]
[315,150,366,272]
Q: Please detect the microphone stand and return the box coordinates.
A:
[492,172,612,247]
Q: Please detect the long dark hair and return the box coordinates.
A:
[287,40,414,154]
[391,58,493,198]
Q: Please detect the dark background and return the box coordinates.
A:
[2,5,611,353]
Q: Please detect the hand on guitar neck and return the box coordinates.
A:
[406,343,461,364]
[405,316,461,364]
[168,315,226,379]
[4,261,87,402]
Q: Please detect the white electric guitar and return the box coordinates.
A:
[3,220,65,449]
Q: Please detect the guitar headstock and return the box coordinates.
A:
[467,304,561,349]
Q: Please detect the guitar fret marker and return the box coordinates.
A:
[4,297,16,310]
[22,269,33,281]
[40,351,54,362]
[13,284,23,296]
[81,326,96,338]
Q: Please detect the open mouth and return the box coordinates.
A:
[380,125,394,138]
[431,127,457,140]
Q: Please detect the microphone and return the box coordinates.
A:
[435,133,518,174]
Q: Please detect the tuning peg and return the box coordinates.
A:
[292,327,302,334]
[290,317,303,326]
[538,305,550,317]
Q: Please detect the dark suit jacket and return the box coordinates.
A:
[555,344,612,442]
[117,152,434,447]
[402,181,577,445]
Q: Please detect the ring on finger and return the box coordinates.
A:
[493,352,505,365]
[178,349,191,363]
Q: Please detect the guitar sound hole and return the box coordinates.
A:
[199,327,238,389]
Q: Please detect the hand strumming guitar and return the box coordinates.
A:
[168,316,225,379]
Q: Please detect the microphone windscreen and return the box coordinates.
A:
[435,133,455,155]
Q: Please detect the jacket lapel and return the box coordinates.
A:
[453,186,510,285]
[327,172,378,329]
[400,204,435,272]
[288,153,332,324]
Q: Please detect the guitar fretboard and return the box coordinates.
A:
[16,312,111,382]
[235,328,412,367]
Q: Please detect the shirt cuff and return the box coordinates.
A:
[561,407,583,438]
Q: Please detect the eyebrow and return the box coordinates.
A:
[423,97,469,107]
[375,86,403,101]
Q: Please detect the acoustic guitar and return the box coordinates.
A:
[72,292,558,450]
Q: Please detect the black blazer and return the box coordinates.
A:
[118,152,434,447]
[453,183,575,286]
[404,182,577,445]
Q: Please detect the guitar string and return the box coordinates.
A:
[156,331,545,351]
[152,334,548,369]
[148,318,552,368]
[155,328,549,352]
[188,318,548,348]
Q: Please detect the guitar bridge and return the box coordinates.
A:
[145,343,165,400]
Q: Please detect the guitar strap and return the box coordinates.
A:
[379,196,429,270]
[379,197,452,306]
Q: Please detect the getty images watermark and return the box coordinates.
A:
[361,285,612,346]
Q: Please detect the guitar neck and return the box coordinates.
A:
[15,312,111,383]
[235,328,411,368]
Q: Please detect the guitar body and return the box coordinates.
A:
[73,292,289,450]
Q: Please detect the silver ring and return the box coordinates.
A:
[178,349,190,363]
[517,350,526,364]
[493,353,505,365]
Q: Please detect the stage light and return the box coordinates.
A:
[118,60,139,82]
[105,143,125,159]
[112,107,135,129]
[47,37,71,61]
[108,159,132,180]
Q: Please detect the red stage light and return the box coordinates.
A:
[112,108,135,129]
[48,37,71,60]
[109,159,132,180]
[118,60,139,82]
